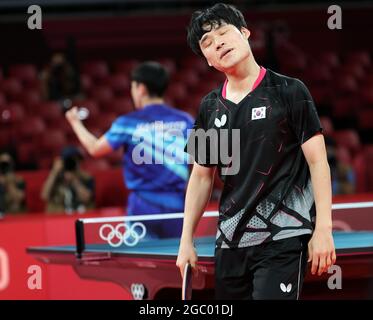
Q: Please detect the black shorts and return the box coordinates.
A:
[215,235,310,300]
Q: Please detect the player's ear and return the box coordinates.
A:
[241,27,251,40]
[139,83,148,96]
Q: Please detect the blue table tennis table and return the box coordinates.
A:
[27,231,373,300]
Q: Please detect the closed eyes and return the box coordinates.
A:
[201,28,229,48]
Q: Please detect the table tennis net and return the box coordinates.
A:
[74,211,219,257]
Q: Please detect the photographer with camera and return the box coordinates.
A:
[41,146,94,214]
[0,151,26,216]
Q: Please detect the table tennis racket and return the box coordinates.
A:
[182,263,193,300]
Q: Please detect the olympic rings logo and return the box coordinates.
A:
[131,283,147,300]
[99,222,147,247]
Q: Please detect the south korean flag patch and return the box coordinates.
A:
[251,106,266,120]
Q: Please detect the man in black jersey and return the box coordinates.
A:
[177,3,336,299]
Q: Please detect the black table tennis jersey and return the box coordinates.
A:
[186,67,323,249]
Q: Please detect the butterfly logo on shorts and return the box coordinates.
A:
[214,114,227,128]
[280,283,292,293]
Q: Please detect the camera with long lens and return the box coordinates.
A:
[63,156,78,172]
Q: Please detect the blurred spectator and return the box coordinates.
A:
[0,151,26,215]
[40,52,81,102]
[325,136,356,195]
[41,146,94,214]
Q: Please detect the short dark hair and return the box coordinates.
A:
[187,3,247,56]
[131,61,169,97]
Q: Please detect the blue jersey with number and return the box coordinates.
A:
[105,103,194,219]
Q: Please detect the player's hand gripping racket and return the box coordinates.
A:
[182,263,193,300]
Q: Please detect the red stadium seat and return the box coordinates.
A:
[173,69,200,89]
[0,78,23,100]
[24,77,42,91]
[156,58,176,75]
[0,92,6,108]
[17,142,36,167]
[107,97,133,114]
[81,60,109,81]
[333,74,358,95]
[309,86,329,105]
[108,73,130,96]
[333,129,361,156]
[345,51,371,69]
[89,85,114,106]
[357,109,373,130]
[167,82,188,105]
[0,128,12,148]
[362,73,373,86]
[303,64,332,86]
[317,51,340,69]
[80,74,93,94]
[331,97,356,119]
[340,63,366,81]
[38,101,62,123]
[176,94,203,114]
[8,64,38,83]
[50,119,72,135]
[192,80,220,99]
[360,83,373,107]
[181,56,209,75]
[0,102,25,124]
[38,129,67,158]
[17,116,46,142]
[114,59,139,74]
[19,89,42,109]
[250,26,266,61]
[279,50,307,77]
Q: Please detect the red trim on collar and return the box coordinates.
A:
[222,66,267,99]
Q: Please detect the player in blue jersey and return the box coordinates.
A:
[66,61,194,238]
